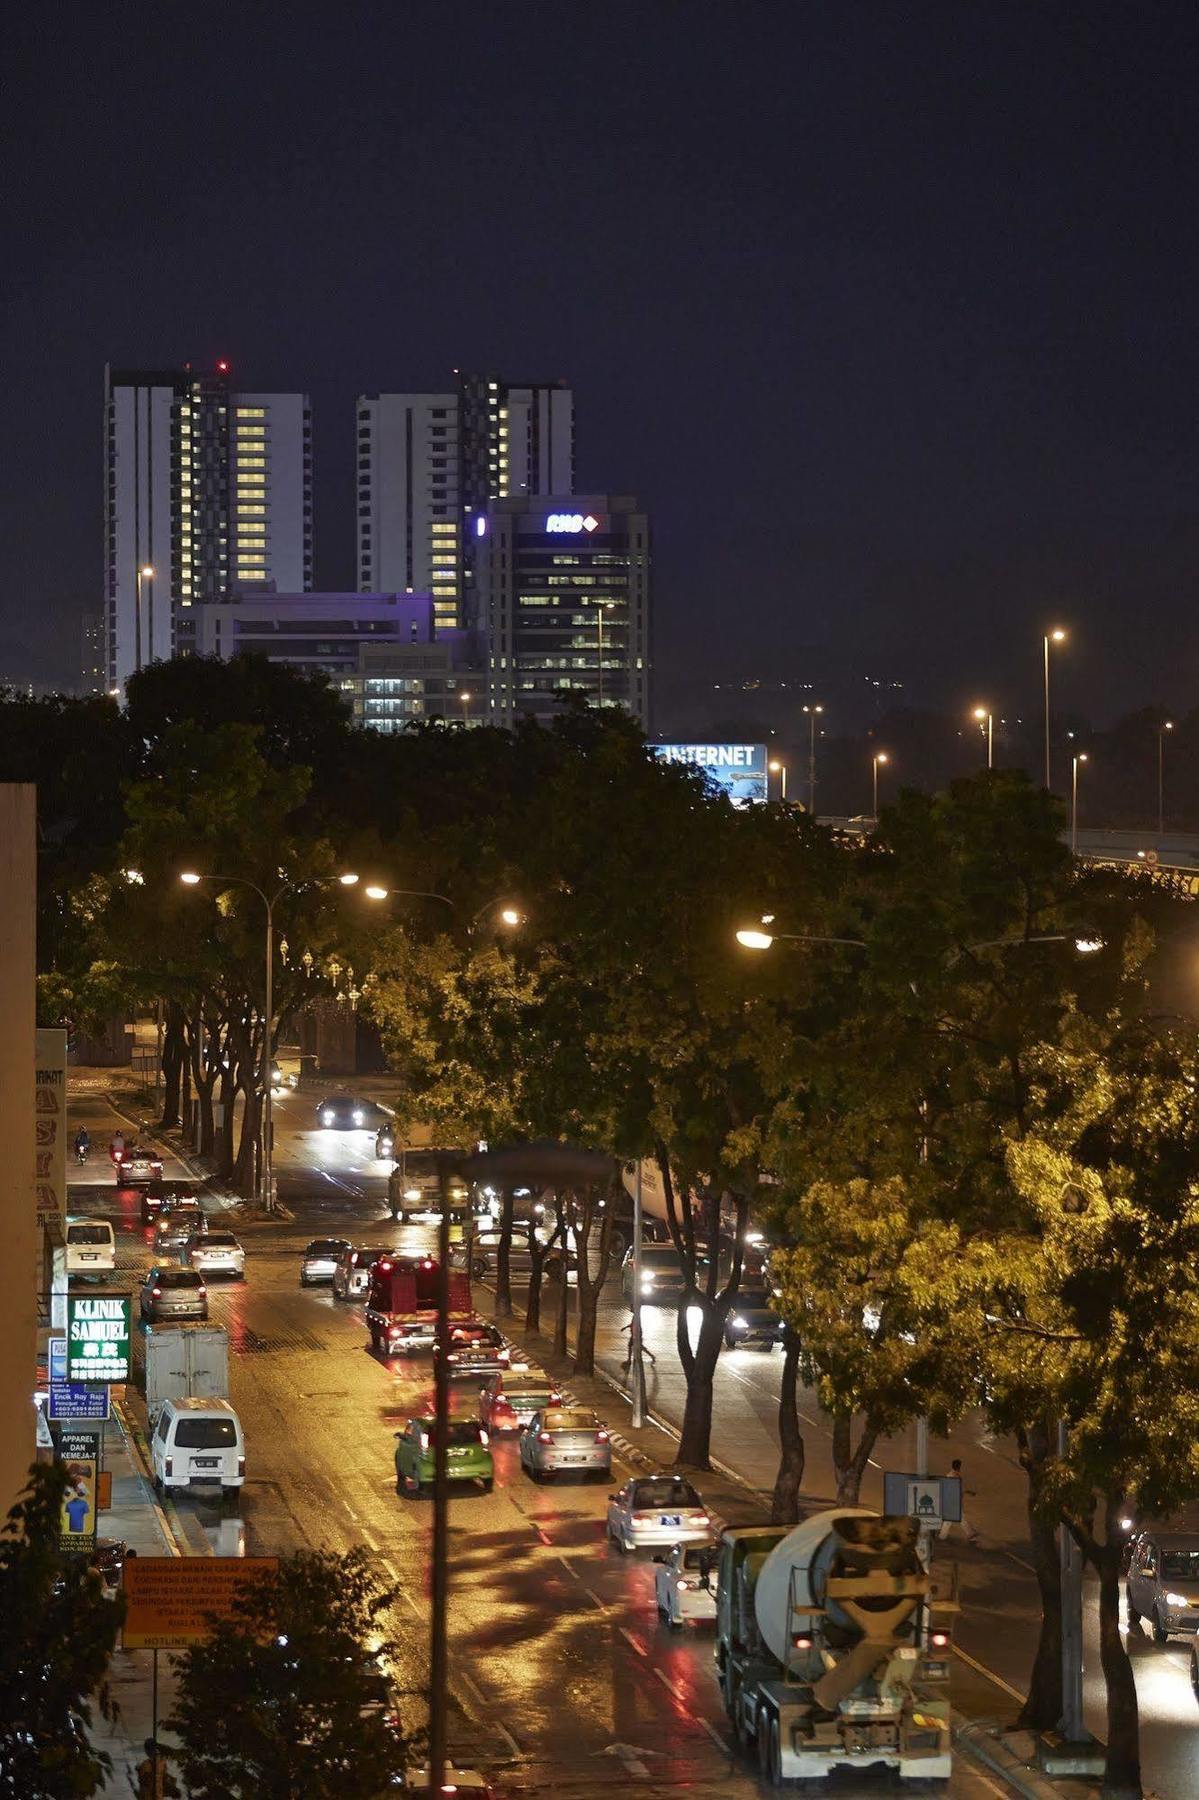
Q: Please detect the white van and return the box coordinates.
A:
[64,1217,116,1277]
[151,1396,245,1498]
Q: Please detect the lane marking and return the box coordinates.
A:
[952,1642,1025,1703]
[381,1558,400,1582]
[494,1722,522,1758]
[557,1554,581,1579]
[619,1626,647,1657]
[700,1718,732,1753]
[457,1668,487,1708]
[360,1529,378,1550]
[583,1587,608,1612]
[653,1667,686,1701]
[969,1770,1013,1800]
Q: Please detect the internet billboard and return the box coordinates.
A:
[649,743,769,808]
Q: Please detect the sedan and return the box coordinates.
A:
[153,1199,207,1250]
[655,1541,718,1626]
[607,1476,712,1552]
[140,1267,208,1322]
[300,1238,352,1286]
[394,1417,493,1496]
[479,1372,563,1433]
[446,1323,511,1379]
[723,1301,786,1350]
[316,1093,378,1130]
[519,1407,612,1482]
[115,1147,163,1189]
[332,1245,393,1301]
[184,1230,245,1279]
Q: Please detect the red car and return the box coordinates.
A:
[478,1371,563,1434]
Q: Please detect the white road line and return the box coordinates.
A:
[381,1558,400,1582]
[397,1588,422,1616]
[457,1668,487,1708]
[700,1718,732,1753]
[653,1667,685,1700]
[952,1643,1025,1703]
[360,1530,378,1550]
[583,1587,608,1611]
[557,1554,581,1579]
[619,1626,647,1656]
[494,1722,522,1758]
[969,1770,1013,1800]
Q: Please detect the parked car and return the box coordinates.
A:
[394,1417,493,1496]
[606,1475,712,1552]
[478,1371,562,1433]
[300,1238,353,1285]
[452,1229,573,1284]
[64,1217,116,1277]
[654,1540,719,1626]
[519,1406,612,1482]
[1127,1530,1199,1641]
[114,1146,163,1188]
[151,1396,244,1499]
[184,1230,245,1280]
[316,1093,379,1129]
[446,1322,511,1379]
[139,1266,208,1322]
[332,1244,394,1301]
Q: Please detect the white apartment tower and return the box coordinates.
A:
[103,363,312,693]
[356,372,573,632]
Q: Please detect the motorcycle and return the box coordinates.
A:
[74,1140,90,1164]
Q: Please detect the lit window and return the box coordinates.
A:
[236,407,266,418]
[238,504,267,516]
[238,457,266,469]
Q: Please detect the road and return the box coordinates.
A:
[67,1080,1191,1795]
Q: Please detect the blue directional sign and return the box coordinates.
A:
[48,1337,110,1422]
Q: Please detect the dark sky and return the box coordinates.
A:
[5,4,1199,727]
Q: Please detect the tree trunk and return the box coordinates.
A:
[160,1003,184,1129]
[573,1189,615,1377]
[216,1066,236,1182]
[1096,1494,1141,1800]
[831,1410,879,1503]
[1017,1421,1063,1732]
[495,1185,515,1320]
[180,1036,192,1140]
[233,1073,260,1198]
[552,1195,571,1358]
[675,1305,726,1470]
[771,1336,806,1524]
[524,1206,562,1335]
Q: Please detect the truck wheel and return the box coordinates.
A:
[757,1713,772,1780]
[482,1478,494,1494]
[769,1717,785,1787]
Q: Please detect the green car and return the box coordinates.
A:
[394,1417,494,1497]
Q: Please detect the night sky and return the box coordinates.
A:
[5,5,1199,729]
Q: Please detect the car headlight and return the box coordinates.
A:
[730,1315,747,1329]
[353,1110,365,1125]
[1165,1591,1189,1607]
[640,1272,655,1287]
[322,1112,334,1126]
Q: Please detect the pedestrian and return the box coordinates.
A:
[134,1739,179,1799]
[620,1314,655,1372]
[941,1457,980,1545]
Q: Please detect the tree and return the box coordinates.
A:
[168,1548,410,1800]
[0,1463,122,1799]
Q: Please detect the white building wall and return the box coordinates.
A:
[106,377,177,693]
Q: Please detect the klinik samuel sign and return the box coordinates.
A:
[67,1293,131,1383]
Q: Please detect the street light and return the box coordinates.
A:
[872,751,889,820]
[179,869,358,1209]
[1071,752,1088,854]
[768,758,787,802]
[802,703,824,816]
[363,885,524,934]
[1043,627,1066,790]
[1157,720,1174,836]
[135,564,155,674]
[460,691,472,727]
[972,706,993,770]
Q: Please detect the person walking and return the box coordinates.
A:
[620,1313,656,1372]
[134,1740,179,1799]
[941,1457,980,1544]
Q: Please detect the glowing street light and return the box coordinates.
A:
[735,928,775,951]
[1158,719,1174,836]
[872,751,889,820]
[972,706,993,770]
[768,758,787,802]
[802,703,824,815]
[135,564,156,675]
[1043,627,1067,790]
[1071,751,1088,854]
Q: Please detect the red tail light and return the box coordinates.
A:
[930,1631,949,1648]
[793,1633,812,1650]
[238,1458,245,1477]
[696,1514,711,1526]
[595,1431,610,1444]
[549,1390,562,1404]
[151,1287,161,1297]
[495,1402,516,1418]
[164,1458,173,1476]
[538,1432,555,1445]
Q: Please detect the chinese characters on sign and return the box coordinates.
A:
[35,1027,67,1228]
[67,1294,131,1383]
[122,1557,280,1649]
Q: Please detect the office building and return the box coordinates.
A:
[356,372,573,632]
[80,613,106,695]
[352,636,482,734]
[480,495,650,729]
[194,588,438,686]
[103,363,312,693]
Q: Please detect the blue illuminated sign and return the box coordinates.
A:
[48,1337,110,1421]
[475,516,487,537]
[648,743,769,808]
[545,512,599,534]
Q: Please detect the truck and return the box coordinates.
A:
[365,1256,473,1355]
[714,1507,956,1788]
[143,1323,229,1423]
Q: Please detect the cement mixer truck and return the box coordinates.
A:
[714,1507,957,1787]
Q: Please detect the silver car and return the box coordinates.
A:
[300,1237,352,1286]
[1127,1532,1199,1641]
[606,1475,712,1552]
[332,1245,393,1301]
[140,1266,208,1322]
[519,1406,612,1482]
[184,1230,246,1280]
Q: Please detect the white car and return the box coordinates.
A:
[606,1475,712,1552]
[151,1397,244,1498]
[654,1540,718,1626]
[64,1217,116,1277]
[300,1238,352,1285]
[184,1230,245,1279]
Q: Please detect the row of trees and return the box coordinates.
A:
[23,656,1199,1797]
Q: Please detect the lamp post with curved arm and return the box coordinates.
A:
[362,885,524,935]
[179,869,359,1209]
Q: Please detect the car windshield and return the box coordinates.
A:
[638,1249,680,1272]
[417,1421,483,1447]
[545,1410,599,1431]
[306,1240,347,1255]
[1161,1551,1199,1580]
[158,1271,203,1288]
[683,1546,716,1572]
[68,1225,110,1244]
[506,1386,555,1404]
[634,1478,700,1508]
[174,1418,237,1448]
[204,1234,238,1247]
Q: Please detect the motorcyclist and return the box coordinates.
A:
[73,1127,90,1162]
[109,1129,126,1164]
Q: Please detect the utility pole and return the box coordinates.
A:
[630,1161,647,1427]
[429,1160,453,1791]
[803,704,823,816]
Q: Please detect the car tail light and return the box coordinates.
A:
[238,1458,246,1477]
[676,1578,692,1590]
[152,1287,161,1297]
[595,1430,610,1444]
[549,1390,562,1404]
[164,1458,173,1477]
[538,1432,555,1445]
[695,1514,711,1526]
[633,1510,657,1520]
[793,1633,812,1650]
[930,1631,949,1648]
[498,1350,510,1363]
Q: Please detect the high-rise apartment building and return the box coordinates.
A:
[480,495,650,730]
[80,613,105,695]
[103,363,312,693]
[356,372,573,632]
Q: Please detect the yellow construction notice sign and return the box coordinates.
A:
[122,1556,278,1649]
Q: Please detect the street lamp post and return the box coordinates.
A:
[872,751,889,820]
[1157,720,1174,836]
[1071,752,1088,854]
[972,706,993,770]
[460,690,472,727]
[135,564,154,674]
[768,758,787,802]
[803,703,823,816]
[1043,628,1066,790]
[363,885,523,936]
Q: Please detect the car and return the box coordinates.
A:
[654,1540,719,1626]
[620,1244,692,1304]
[138,1185,168,1221]
[139,1266,208,1321]
[300,1237,353,1285]
[1127,1530,1199,1641]
[519,1406,612,1482]
[332,1244,394,1301]
[153,1196,207,1250]
[723,1300,786,1349]
[151,1396,245,1498]
[446,1322,511,1379]
[394,1417,493,1496]
[184,1230,246,1279]
[64,1216,116,1277]
[316,1093,378,1130]
[452,1229,573,1284]
[606,1475,712,1552]
[375,1124,396,1160]
[114,1145,164,1188]
[401,1766,498,1796]
[478,1372,563,1433]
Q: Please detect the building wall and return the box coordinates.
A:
[195,590,437,683]
[356,393,459,628]
[0,785,36,1519]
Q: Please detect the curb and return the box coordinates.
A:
[951,1715,1112,1800]
[104,1095,297,1223]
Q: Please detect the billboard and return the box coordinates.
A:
[58,1426,101,1554]
[35,1027,67,1228]
[67,1293,131,1384]
[649,743,769,808]
[123,1557,280,1650]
